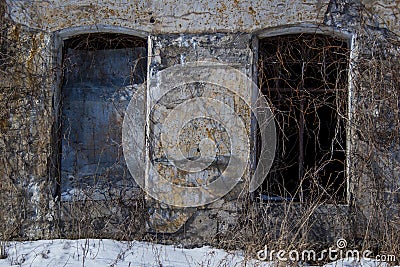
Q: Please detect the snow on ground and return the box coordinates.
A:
[0,239,396,267]
[323,258,392,267]
[0,239,268,267]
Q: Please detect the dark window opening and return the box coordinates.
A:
[59,33,147,199]
[258,34,349,203]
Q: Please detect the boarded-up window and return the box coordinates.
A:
[60,33,147,199]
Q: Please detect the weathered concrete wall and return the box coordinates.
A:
[145,33,253,243]
[7,0,328,34]
[0,0,399,251]
[0,13,55,238]
[349,36,400,245]
[6,1,399,36]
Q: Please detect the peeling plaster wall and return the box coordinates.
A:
[7,0,329,34]
[145,33,253,244]
[0,18,55,238]
[6,0,399,35]
[0,0,399,247]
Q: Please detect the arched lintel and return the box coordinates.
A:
[255,23,353,40]
[54,24,148,40]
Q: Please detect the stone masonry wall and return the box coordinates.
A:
[0,0,399,252]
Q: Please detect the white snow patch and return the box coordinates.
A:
[323,257,395,267]
[0,240,397,267]
[0,239,269,267]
